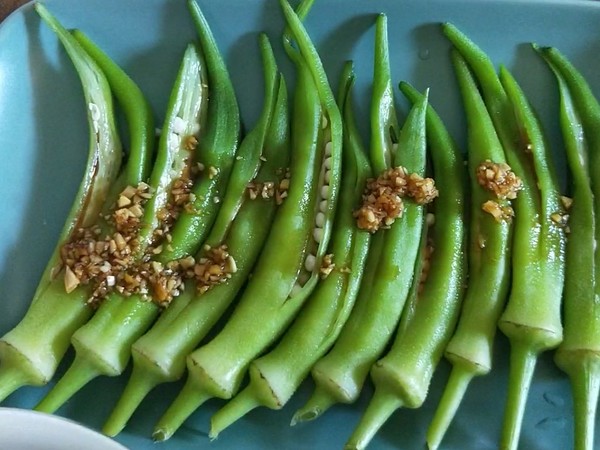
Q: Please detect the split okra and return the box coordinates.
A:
[2,1,600,449]
[34,0,241,414]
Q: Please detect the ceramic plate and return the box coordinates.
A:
[1,0,599,449]
[0,407,127,450]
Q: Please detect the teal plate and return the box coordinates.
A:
[0,0,599,449]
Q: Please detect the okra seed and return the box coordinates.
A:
[321,115,328,129]
[168,132,179,150]
[320,185,329,200]
[319,200,328,213]
[305,254,316,272]
[172,116,187,135]
[315,212,325,228]
[289,283,303,298]
[88,102,100,121]
[324,157,332,170]
[426,213,436,226]
[325,170,331,184]
[313,228,323,243]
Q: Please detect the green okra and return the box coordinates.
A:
[209,60,371,438]
[370,14,397,175]
[345,84,467,450]
[423,50,513,450]
[35,0,241,412]
[152,0,343,440]
[161,0,241,261]
[102,32,289,437]
[443,23,566,450]
[71,30,155,186]
[0,4,131,401]
[293,14,424,424]
[538,45,600,450]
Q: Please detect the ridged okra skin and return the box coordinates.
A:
[208,60,372,438]
[35,0,242,414]
[442,23,566,450]
[159,0,241,262]
[345,84,467,450]
[539,45,600,450]
[423,51,513,449]
[102,33,290,437]
[152,0,343,440]
[293,14,425,423]
[0,4,126,401]
[32,42,208,414]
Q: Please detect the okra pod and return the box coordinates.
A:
[443,23,566,450]
[209,60,371,438]
[158,0,240,262]
[423,50,513,450]
[71,30,155,186]
[152,0,343,440]
[0,4,131,400]
[103,32,289,437]
[345,83,467,449]
[538,45,600,450]
[35,0,241,412]
[293,14,425,423]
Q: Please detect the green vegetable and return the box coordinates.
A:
[0,4,132,401]
[151,0,343,440]
[443,23,566,450]
[70,30,155,186]
[293,14,424,424]
[209,60,371,438]
[423,49,513,449]
[102,32,290,437]
[344,84,467,450]
[538,45,600,450]
[158,0,240,262]
[34,0,241,413]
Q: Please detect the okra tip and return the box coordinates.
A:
[290,387,338,425]
[102,368,161,437]
[290,406,323,425]
[345,389,404,450]
[152,380,213,441]
[425,364,476,450]
[209,387,262,439]
[440,21,457,35]
[531,43,553,56]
